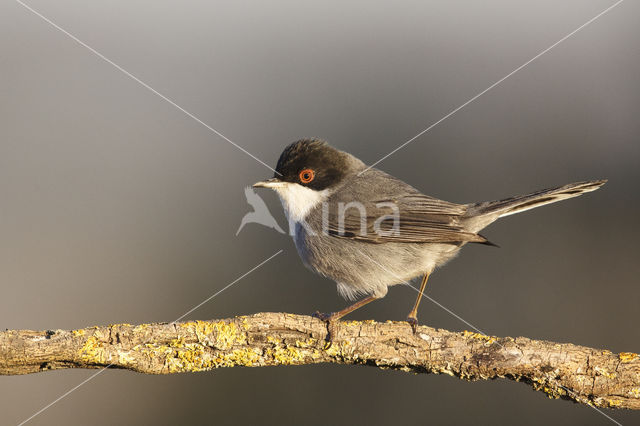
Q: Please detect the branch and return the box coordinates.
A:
[1,313,638,409]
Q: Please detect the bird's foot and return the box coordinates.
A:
[406,315,419,334]
[312,311,338,347]
[312,311,334,322]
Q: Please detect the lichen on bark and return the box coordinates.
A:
[1,312,638,410]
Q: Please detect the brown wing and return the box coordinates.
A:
[325,170,487,244]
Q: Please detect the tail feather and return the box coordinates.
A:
[464,179,606,232]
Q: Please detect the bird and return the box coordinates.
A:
[236,186,285,236]
[253,138,606,333]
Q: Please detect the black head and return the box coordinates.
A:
[269,139,362,191]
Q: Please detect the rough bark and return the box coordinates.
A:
[1,313,638,410]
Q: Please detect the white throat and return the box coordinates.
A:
[273,183,329,223]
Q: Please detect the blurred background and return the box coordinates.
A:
[1,0,638,424]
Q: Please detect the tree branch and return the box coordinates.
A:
[1,313,638,409]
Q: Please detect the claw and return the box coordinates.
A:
[312,311,334,322]
[322,339,332,350]
[312,311,337,346]
[406,316,418,334]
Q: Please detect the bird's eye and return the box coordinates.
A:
[299,169,315,184]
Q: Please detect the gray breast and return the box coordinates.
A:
[292,215,461,300]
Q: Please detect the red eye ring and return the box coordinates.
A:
[299,169,315,183]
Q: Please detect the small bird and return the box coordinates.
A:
[253,139,605,332]
[236,186,285,236]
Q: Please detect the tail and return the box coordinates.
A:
[464,179,606,232]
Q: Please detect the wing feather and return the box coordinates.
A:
[325,170,486,244]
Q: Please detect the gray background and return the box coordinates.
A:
[1,0,639,425]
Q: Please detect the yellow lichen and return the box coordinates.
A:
[131,323,336,373]
[426,362,456,377]
[540,386,563,399]
[629,387,640,398]
[169,344,206,372]
[240,317,250,330]
[531,377,567,399]
[324,340,353,359]
[462,330,497,345]
[595,366,617,379]
[605,398,622,408]
[170,337,186,348]
[294,338,317,348]
[79,336,107,364]
[272,345,306,364]
[178,320,246,349]
[132,341,205,373]
[71,329,85,337]
[166,344,265,372]
[618,352,638,363]
[264,336,322,365]
[530,378,566,399]
[266,335,282,344]
[116,351,136,366]
[214,348,262,368]
[138,343,173,358]
[542,387,559,399]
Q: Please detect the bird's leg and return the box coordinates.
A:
[313,295,378,342]
[407,272,430,333]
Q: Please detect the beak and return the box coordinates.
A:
[253,177,285,188]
